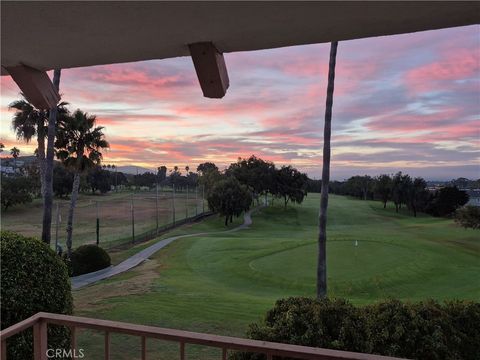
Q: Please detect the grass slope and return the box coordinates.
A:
[73,194,479,359]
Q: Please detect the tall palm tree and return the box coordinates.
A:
[10,147,20,172]
[56,109,109,256]
[10,99,45,188]
[317,41,338,299]
[10,97,69,196]
[42,69,61,244]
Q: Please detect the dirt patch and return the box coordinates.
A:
[73,258,162,312]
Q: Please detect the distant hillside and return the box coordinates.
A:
[116,165,154,175]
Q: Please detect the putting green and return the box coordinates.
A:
[249,240,419,285]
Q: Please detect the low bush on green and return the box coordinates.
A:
[70,244,111,276]
[1,231,73,360]
[232,297,480,360]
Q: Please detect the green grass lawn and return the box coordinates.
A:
[73,194,479,359]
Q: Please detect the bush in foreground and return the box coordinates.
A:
[70,244,111,276]
[1,231,73,360]
[232,297,480,360]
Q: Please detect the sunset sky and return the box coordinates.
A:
[1,25,478,180]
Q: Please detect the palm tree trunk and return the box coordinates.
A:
[317,41,338,299]
[66,172,81,257]
[37,125,46,197]
[41,69,61,244]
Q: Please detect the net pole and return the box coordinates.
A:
[186,186,189,219]
[55,202,60,252]
[131,194,135,243]
[96,201,100,245]
[155,183,159,233]
[172,184,176,226]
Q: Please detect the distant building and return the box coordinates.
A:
[465,189,480,207]
[0,165,15,174]
[468,197,480,207]
[1,155,39,176]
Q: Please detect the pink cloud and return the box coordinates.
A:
[405,48,479,93]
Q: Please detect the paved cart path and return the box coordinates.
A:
[71,210,254,290]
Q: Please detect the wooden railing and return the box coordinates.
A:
[0,312,406,360]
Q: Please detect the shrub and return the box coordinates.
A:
[232,297,480,360]
[1,231,73,360]
[454,205,480,230]
[70,244,111,276]
[1,175,34,211]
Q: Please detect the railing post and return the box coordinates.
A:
[222,348,227,360]
[69,326,77,353]
[1,339,7,360]
[33,319,47,360]
[141,336,146,360]
[104,331,110,360]
[266,354,272,360]
[179,342,185,360]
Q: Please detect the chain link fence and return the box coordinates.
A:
[46,186,207,251]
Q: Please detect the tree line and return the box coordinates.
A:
[307,172,471,219]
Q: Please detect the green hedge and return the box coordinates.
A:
[1,231,73,360]
[70,244,111,276]
[232,297,480,360]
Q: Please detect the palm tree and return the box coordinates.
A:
[10,99,46,186]
[10,147,20,172]
[10,96,69,196]
[317,41,338,299]
[185,165,190,174]
[56,109,109,257]
[42,69,61,244]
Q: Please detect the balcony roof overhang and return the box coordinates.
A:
[2,1,479,75]
[1,1,479,104]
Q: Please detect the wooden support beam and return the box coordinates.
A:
[189,42,229,99]
[4,65,60,109]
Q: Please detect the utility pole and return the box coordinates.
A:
[96,201,100,245]
[195,186,198,216]
[131,194,135,243]
[155,182,159,233]
[202,184,205,213]
[172,184,176,226]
